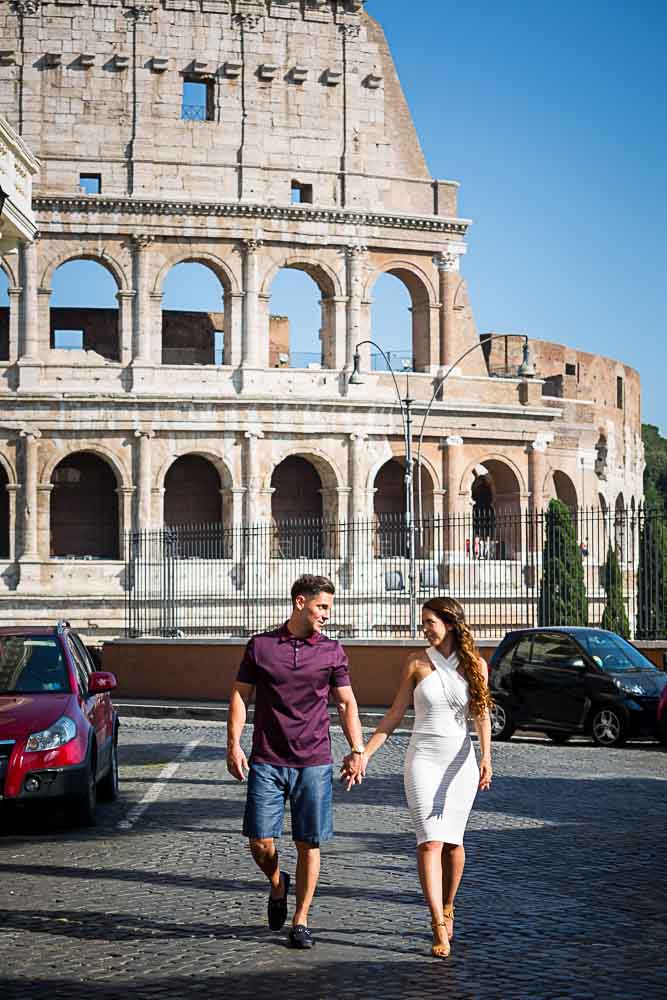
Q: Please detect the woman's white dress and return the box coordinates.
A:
[403,646,479,845]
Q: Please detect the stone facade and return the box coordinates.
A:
[0,0,644,637]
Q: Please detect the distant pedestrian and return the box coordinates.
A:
[342,597,492,959]
[473,535,480,559]
[226,574,365,949]
[580,538,589,558]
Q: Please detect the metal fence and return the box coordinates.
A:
[124,506,667,640]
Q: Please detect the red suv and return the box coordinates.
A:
[0,621,119,826]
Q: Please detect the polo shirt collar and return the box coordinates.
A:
[278,622,322,646]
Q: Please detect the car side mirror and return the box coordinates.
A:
[88,671,117,694]
[564,657,586,670]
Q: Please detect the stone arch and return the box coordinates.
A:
[366,260,437,373]
[50,451,120,559]
[40,443,128,490]
[462,457,523,560]
[269,453,336,558]
[0,255,18,287]
[157,449,233,494]
[552,470,579,512]
[262,257,343,370]
[41,248,129,293]
[48,254,123,361]
[159,258,232,366]
[153,252,240,297]
[263,446,342,497]
[373,456,435,558]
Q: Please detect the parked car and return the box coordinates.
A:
[658,678,667,745]
[0,621,119,825]
[488,627,667,747]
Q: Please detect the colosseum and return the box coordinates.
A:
[0,0,644,638]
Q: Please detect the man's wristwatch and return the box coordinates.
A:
[350,745,365,754]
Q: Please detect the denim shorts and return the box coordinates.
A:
[243,762,334,846]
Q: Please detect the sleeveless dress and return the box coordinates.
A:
[403,646,479,845]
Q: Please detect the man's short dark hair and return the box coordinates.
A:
[291,574,335,604]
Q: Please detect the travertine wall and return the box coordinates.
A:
[0,0,644,639]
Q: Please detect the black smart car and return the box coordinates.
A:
[488,627,667,747]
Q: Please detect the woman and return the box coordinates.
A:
[343,597,493,958]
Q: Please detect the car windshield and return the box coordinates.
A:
[577,632,658,673]
[0,637,70,694]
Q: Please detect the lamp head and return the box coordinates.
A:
[518,338,536,378]
[348,351,365,385]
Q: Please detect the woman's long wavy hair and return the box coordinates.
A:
[422,597,493,719]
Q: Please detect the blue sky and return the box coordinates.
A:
[2,0,664,430]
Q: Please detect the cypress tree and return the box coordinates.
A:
[636,506,667,639]
[600,544,630,637]
[537,498,588,626]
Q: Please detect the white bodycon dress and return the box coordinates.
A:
[403,646,479,846]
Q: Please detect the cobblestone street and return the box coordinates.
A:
[1,719,666,1000]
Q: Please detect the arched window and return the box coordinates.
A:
[271,456,323,557]
[470,461,522,559]
[373,458,433,557]
[369,267,432,372]
[50,260,120,361]
[553,471,578,514]
[164,455,222,526]
[162,262,226,365]
[370,273,413,373]
[0,463,9,559]
[0,268,9,362]
[268,267,330,369]
[50,453,119,559]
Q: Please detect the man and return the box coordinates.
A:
[226,574,365,948]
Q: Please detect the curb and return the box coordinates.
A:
[115,701,412,729]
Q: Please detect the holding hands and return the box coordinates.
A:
[339,748,367,791]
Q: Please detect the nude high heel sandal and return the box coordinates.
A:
[430,916,451,958]
[443,903,455,940]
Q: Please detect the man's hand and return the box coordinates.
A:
[339,751,367,791]
[227,743,249,782]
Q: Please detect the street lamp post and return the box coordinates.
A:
[349,334,536,638]
[349,341,419,637]
[415,334,535,524]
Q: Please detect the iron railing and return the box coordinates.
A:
[124,506,667,640]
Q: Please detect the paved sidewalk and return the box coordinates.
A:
[0,717,665,1000]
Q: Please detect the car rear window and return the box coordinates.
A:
[0,637,70,694]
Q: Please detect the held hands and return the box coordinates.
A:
[339,750,368,792]
[478,755,493,791]
[226,743,249,782]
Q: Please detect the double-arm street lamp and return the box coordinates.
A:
[349,333,535,637]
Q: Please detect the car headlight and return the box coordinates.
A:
[614,679,645,696]
[25,715,77,752]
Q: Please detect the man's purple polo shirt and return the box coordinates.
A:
[236,623,351,767]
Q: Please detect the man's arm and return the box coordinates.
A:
[330,684,365,789]
[226,681,254,781]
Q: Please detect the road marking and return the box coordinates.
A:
[117,739,201,831]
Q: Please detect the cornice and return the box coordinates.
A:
[32,196,470,236]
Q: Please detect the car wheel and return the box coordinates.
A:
[490,701,515,741]
[548,733,571,745]
[591,706,626,747]
[98,735,119,802]
[71,760,97,827]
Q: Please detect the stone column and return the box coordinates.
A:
[7,285,21,362]
[228,292,245,368]
[134,430,153,531]
[444,435,464,517]
[36,482,53,561]
[345,245,367,370]
[117,290,135,365]
[37,287,51,356]
[130,235,154,364]
[241,240,263,368]
[18,239,41,389]
[149,292,164,366]
[6,482,18,562]
[244,430,263,525]
[17,429,41,590]
[528,439,547,513]
[331,296,348,370]
[117,486,135,554]
[434,242,466,371]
